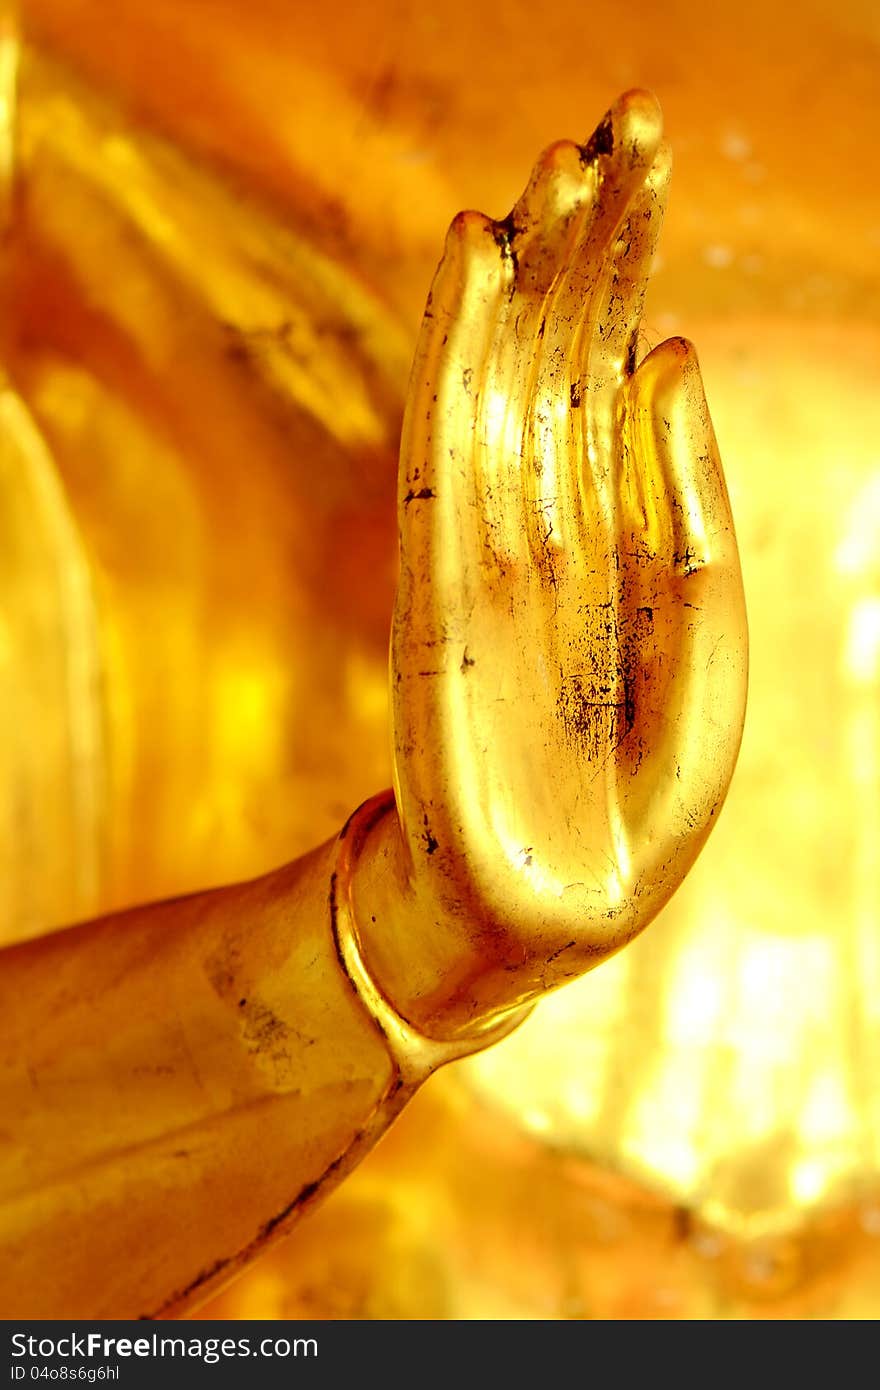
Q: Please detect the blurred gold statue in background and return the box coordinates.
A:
[1,0,879,1322]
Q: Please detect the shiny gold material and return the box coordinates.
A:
[3,0,879,1322]
[0,55,746,1319]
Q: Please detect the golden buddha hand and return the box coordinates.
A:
[356,91,748,1039]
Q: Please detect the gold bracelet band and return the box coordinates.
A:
[330,790,531,1087]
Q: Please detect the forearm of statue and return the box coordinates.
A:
[0,828,400,1319]
[0,91,747,1319]
[0,800,521,1320]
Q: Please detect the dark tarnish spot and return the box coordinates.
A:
[422,814,439,856]
[205,937,244,1002]
[581,114,614,165]
[557,674,631,760]
[460,647,476,673]
[403,486,436,505]
[556,601,640,759]
[674,545,702,577]
[557,603,643,761]
[546,940,577,966]
[570,381,582,409]
[240,999,291,1066]
[491,212,520,277]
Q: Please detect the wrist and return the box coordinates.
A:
[335,792,530,1067]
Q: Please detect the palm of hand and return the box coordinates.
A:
[392,91,747,1015]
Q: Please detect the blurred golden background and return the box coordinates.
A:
[3,0,879,1317]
